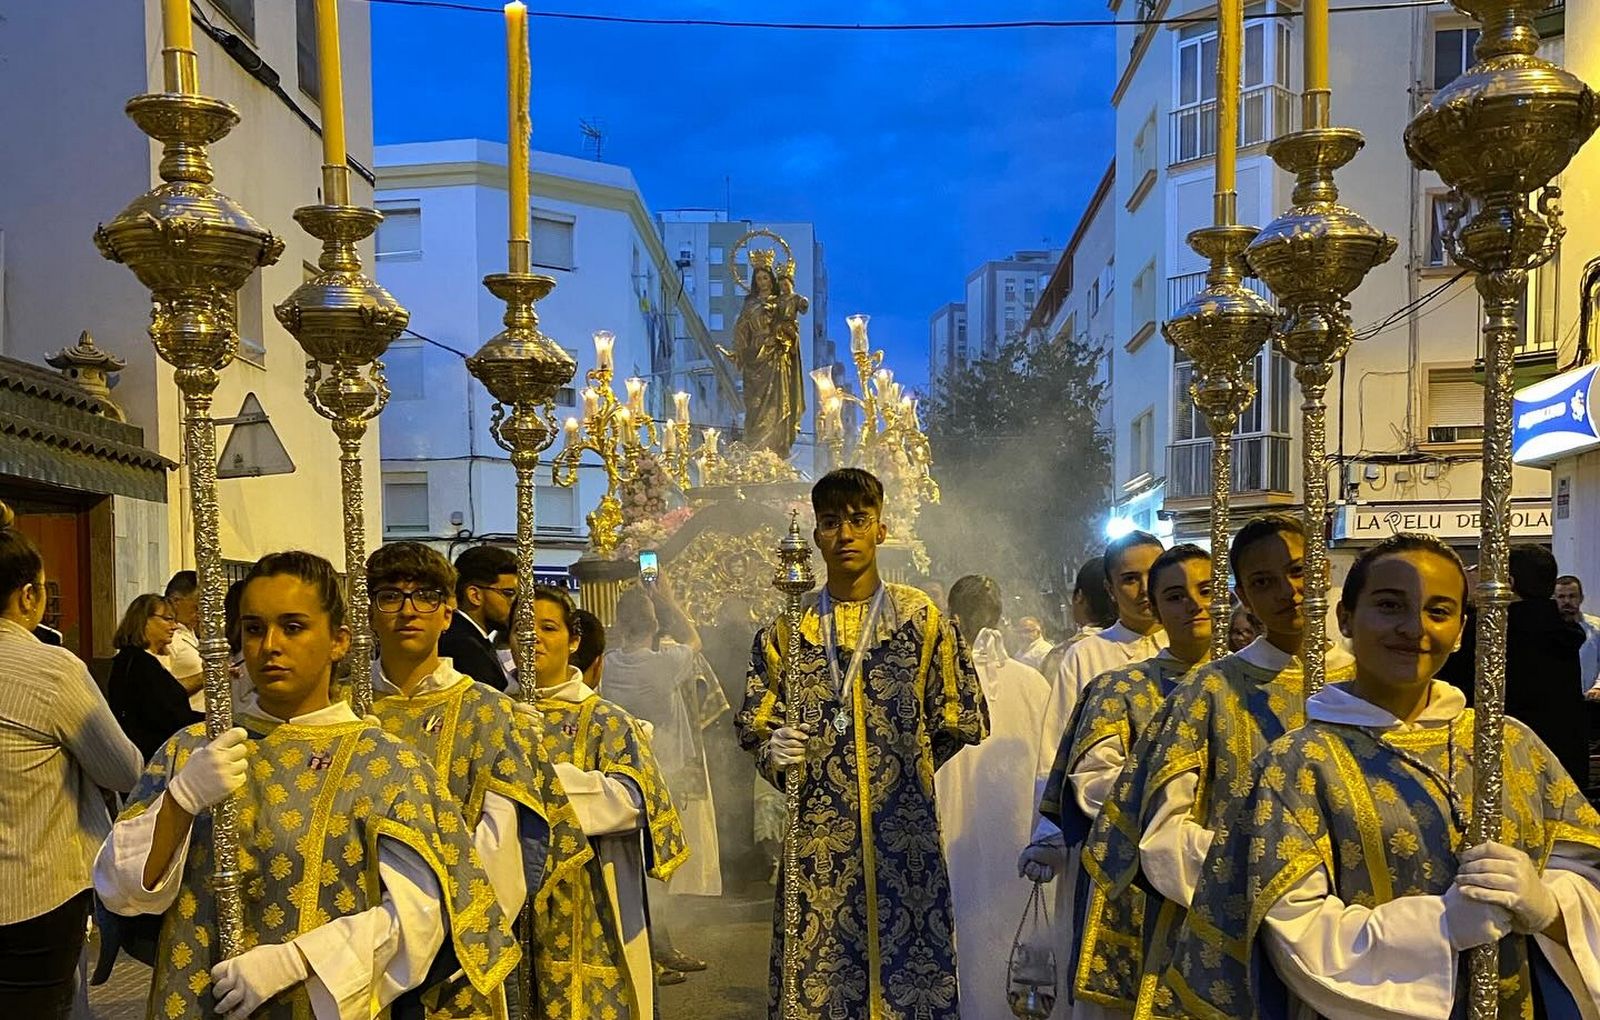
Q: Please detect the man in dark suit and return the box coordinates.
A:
[439,544,517,691]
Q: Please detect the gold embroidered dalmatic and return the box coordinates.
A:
[532,691,688,1019]
[120,715,518,1020]
[736,583,989,1020]
[374,676,593,1019]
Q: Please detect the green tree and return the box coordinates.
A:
[921,333,1111,605]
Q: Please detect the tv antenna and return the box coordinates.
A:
[580,119,606,161]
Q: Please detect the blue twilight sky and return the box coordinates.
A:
[371,1,1117,387]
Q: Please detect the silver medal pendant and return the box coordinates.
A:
[833,711,850,735]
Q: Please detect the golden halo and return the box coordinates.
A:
[729,228,794,294]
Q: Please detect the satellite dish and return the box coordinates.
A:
[216,393,295,478]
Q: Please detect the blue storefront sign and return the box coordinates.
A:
[1512,363,1600,466]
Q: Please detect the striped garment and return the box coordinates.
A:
[0,617,141,924]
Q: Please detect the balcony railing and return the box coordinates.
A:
[1167,434,1292,500]
[1169,85,1298,166]
[1167,271,1276,314]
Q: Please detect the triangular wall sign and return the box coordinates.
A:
[217,393,296,478]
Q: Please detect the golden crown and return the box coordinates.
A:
[749,249,777,271]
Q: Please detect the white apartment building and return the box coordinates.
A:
[927,303,969,392]
[1102,0,1565,574]
[657,210,835,474]
[1023,162,1121,527]
[0,0,379,654]
[931,251,1057,392]
[373,141,733,572]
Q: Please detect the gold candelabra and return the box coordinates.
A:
[771,511,816,1020]
[275,164,410,717]
[813,314,939,501]
[1404,2,1597,1014]
[656,389,723,489]
[94,41,285,961]
[1247,45,1396,694]
[550,330,661,554]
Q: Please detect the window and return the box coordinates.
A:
[709,278,724,297]
[709,247,725,265]
[709,312,725,330]
[1060,312,1077,345]
[1433,27,1480,90]
[1088,280,1101,317]
[296,0,319,103]
[212,0,256,37]
[1005,279,1018,300]
[1132,260,1157,331]
[1172,7,1281,163]
[1426,192,1456,267]
[376,201,422,258]
[385,342,424,400]
[1004,314,1018,340]
[537,484,579,532]
[1131,112,1157,204]
[1024,279,1037,307]
[1426,367,1484,443]
[532,211,575,270]
[233,272,266,368]
[1101,259,1116,300]
[1131,409,1155,479]
[383,473,430,534]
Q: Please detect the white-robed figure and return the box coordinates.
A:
[1172,531,1600,1020]
[94,551,517,1020]
[600,583,727,975]
[936,575,1052,1020]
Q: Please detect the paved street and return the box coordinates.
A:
[85,889,775,1019]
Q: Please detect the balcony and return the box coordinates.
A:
[1166,434,1292,501]
[1167,272,1276,314]
[1169,85,1298,166]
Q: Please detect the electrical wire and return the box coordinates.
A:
[361,0,1449,30]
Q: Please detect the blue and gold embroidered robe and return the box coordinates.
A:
[1039,652,1191,1015]
[736,582,989,1020]
[122,714,517,1020]
[375,675,594,1018]
[532,690,688,1020]
[1169,703,1600,1020]
[1085,650,1353,1018]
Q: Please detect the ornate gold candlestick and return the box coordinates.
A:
[1163,222,1275,658]
[469,246,576,695]
[772,511,816,1020]
[275,165,409,716]
[1248,113,1396,693]
[846,314,883,449]
[94,43,285,960]
[551,331,656,553]
[1405,3,1597,1013]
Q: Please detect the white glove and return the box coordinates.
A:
[210,941,309,1019]
[1455,840,1561,933]
[1443,882,1515,949]
[767,725,812,768]
[1017,843,1065,883]
[167,727,250,815]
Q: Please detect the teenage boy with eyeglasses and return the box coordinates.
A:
[736,468,989,1020]
[366,542,592,1019]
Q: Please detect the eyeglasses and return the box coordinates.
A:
[816,513,879,536]
[472,584,519,601]
[373,588,447,614]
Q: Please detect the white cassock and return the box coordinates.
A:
[937,629,1051,1020]
[1030,620,1167,1013]
[1015,636,1054,671]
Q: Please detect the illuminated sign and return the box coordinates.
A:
[1512,364,1599,466]
[1332,501,1553,542]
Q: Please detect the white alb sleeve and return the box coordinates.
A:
[93,794,193,916]
[1137,772,1213,908]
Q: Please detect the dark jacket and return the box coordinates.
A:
[108,647,203,762]
[438,611,508,691]
[1442,599,1589,790]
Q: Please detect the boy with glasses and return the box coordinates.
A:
[442,545,519,690]
[736,468,988,1020]
[366,542,592,1018]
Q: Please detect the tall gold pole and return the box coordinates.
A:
[1405,2,1597,1014]
[772,512,816,1020]
[276,163,410,716]
[1162,0,1274,657]
[1248,20,1395,693]
[95,45,285,959]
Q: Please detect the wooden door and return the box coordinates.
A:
[13,510,92,655]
